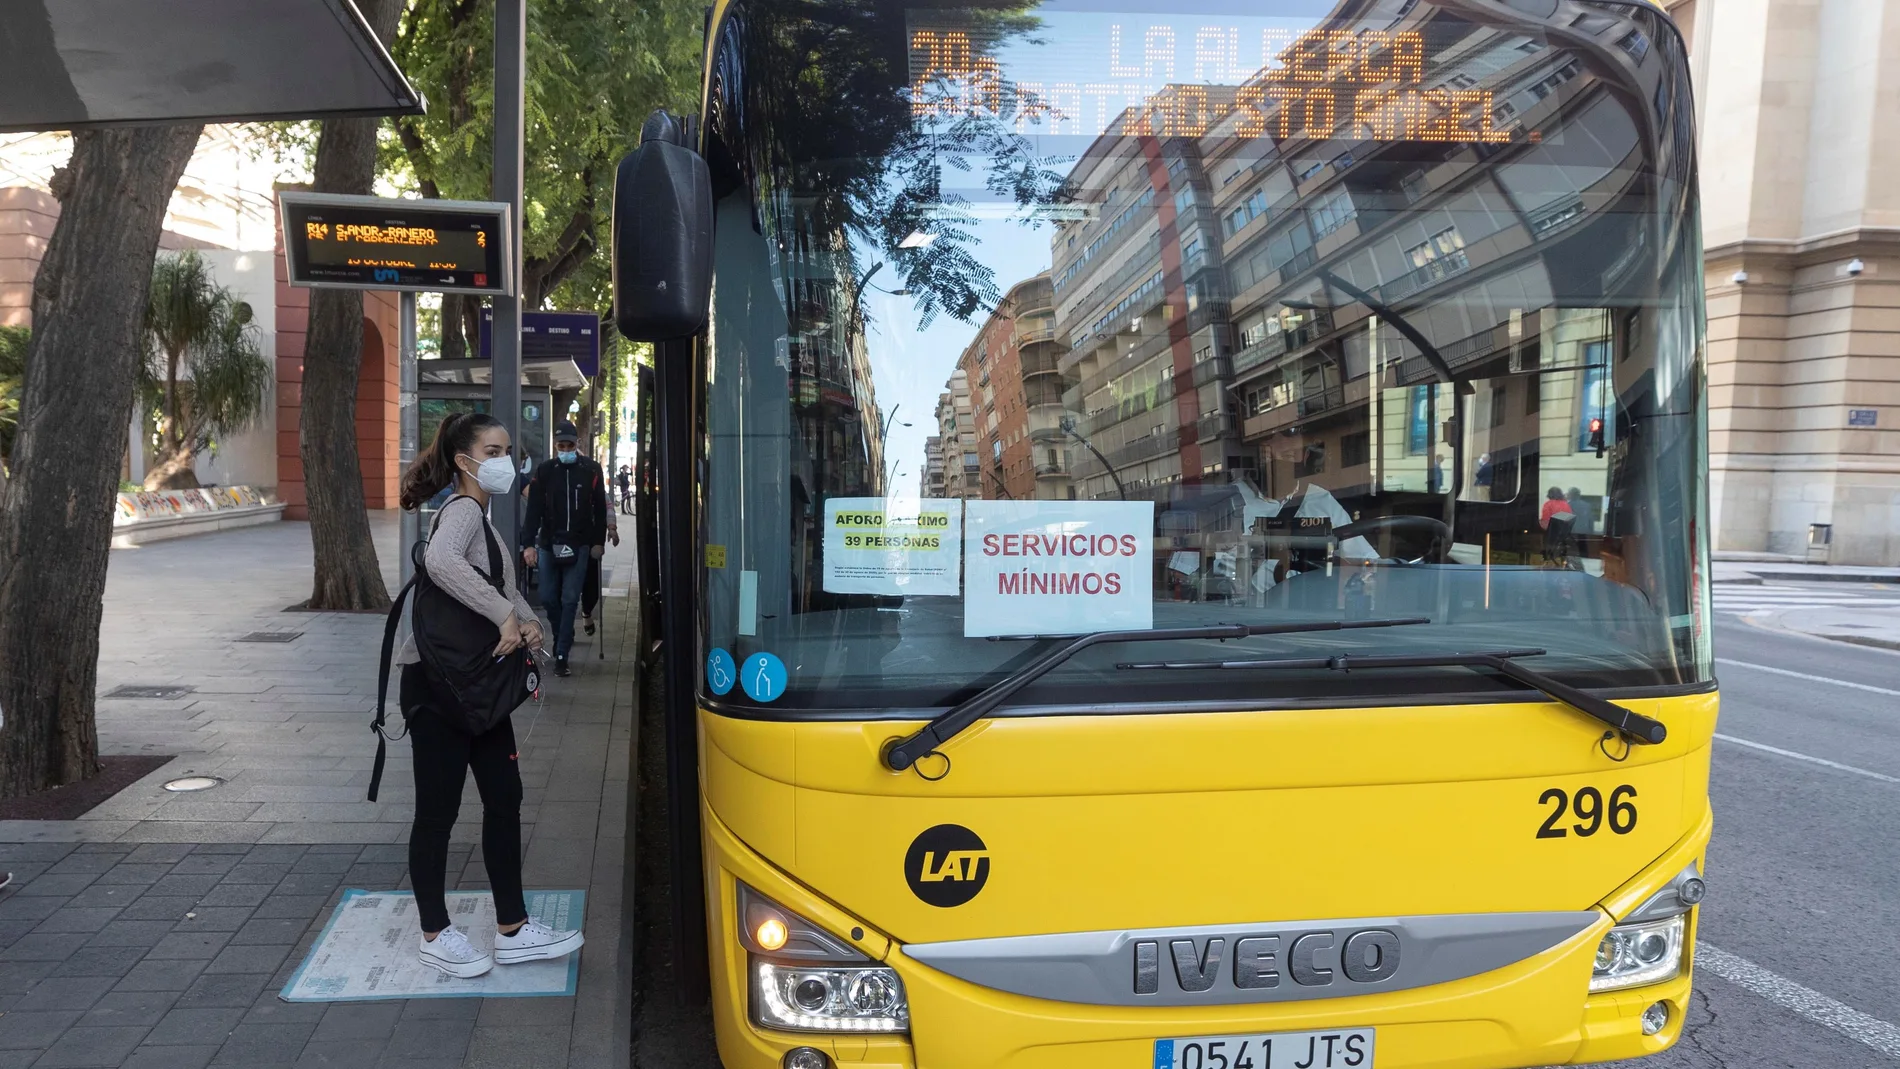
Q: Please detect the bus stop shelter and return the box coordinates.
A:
[0,0,420,132]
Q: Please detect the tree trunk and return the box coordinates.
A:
[162,349,181,457]
[299,0,401,612]
[439,293,466,360]
[142,449,199,490]
[0,125,202,798]
[462,299,482,359]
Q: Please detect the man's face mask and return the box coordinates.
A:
[557,448,578,464]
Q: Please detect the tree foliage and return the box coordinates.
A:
[710,1,1063,329]
[0,326,26,466]
[388,0,702,320]
[137,251,271,490]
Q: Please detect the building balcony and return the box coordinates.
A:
[1056,234,1161,337]
[1015,318,1058,348]
[1015,289,1055,317]
[1376,250,1471,304]
[1190,354,1234,388]
[1196,412,1239,442]
[1108,432,1171,469]
[1075,301,1232,399]
[1076,382,1173,437]
[1026,404,1069,439]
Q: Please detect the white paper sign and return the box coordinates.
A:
[823,497,962,596]
[963,500,1155,637]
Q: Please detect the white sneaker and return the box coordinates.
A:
[418,926,493,978]
[494,918,584,964]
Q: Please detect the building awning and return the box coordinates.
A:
[0,0,422,134]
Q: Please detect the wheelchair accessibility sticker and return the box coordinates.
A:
[741,652,787,703]
[705,648,736,696]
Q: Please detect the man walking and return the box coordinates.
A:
[521,422,617,676]
[616,464,633,515]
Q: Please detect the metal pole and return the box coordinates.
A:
[398,292,419,588]
[1062,419,1126,501]
[607,340,621,492]
[491,0,526,554]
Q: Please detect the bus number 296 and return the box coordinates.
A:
[1536,785,1637,838]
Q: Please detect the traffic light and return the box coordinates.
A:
[1588,417,1606,458]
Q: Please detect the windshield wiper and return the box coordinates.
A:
[1115,648,1667,745]
[881,618,1430,772]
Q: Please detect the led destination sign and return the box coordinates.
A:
[909,18,1530,145]
[280,193,513,296]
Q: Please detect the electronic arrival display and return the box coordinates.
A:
[908,14,1539,146]
[280,193,514,296]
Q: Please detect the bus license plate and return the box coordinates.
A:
[1153,1029,1374,1069]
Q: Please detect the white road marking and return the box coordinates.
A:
[1715,734,1900,785]
[1711,586,1900,617]
[1715,589,1897,599]
[1715,658,1900,697]
[1697,942,1900,1058]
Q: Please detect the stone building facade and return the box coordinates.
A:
[1670,0,1900,563]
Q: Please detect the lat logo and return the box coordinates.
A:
[904,825,990,907]
[919,851,986,883]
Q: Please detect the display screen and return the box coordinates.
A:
[908,15,1526,144]
[282,197,508,295]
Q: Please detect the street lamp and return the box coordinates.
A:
[1059,414,1127,501]
[849,261,913,332]
[879,403,911,492]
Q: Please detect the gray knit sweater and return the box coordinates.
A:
[397,495,539,666]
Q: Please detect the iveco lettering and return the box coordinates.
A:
[615,0,1715,1065]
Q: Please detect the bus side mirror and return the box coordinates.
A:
[612,112,713,342]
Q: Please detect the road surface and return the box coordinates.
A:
[1598,618,1900,1067]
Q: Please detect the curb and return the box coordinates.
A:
[1818,633,1900,653]
[1745,572,1900,585]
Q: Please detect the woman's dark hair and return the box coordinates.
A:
[400,412,505,511]
[1547,486,1565,500]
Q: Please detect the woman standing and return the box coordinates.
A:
[396,412,584,978]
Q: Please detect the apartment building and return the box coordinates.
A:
[933,369,979,499]
[947,274,1075,501]
[919,437,946,499]
[1049,88,1243,502]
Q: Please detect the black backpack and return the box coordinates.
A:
[370,496,540,801]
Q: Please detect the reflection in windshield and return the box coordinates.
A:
[699,0,1709,710]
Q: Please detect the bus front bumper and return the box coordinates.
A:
[702,805,1696,1069]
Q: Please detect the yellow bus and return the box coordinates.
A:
[613,0,1714,1064]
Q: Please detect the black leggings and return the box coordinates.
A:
[401,665,528,934]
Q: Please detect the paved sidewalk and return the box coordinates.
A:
[0,518,638,1068]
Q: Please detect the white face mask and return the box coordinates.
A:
[461,455,517,495]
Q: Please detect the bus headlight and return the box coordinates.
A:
[1589,914,1686,992]
[736,882,909,1033]
[753,961,910,1032]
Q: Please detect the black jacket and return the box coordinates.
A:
[520,456,612,551]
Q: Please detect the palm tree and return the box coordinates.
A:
[140,251,271,489]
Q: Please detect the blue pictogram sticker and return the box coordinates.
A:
[706,648,737,696]
[741,652,787,703]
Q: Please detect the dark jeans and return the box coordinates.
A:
[537,550,589,657]
[402,665,527,934]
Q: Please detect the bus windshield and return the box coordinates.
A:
[697,0,1709,713]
